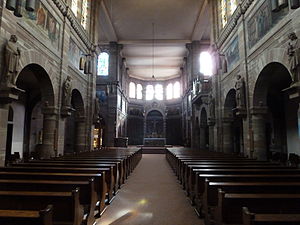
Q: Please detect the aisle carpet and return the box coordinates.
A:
[97,154,204,225]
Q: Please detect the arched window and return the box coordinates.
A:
[71,0,78,16]
[81,0,88,29]
[136,84,143,100]
[200,52,213,76]
[155,84,163,100]
[173,82,181,99]
[97,52,109,76]
[166,83,173,100]
[146,85,154,101]
[129,82,136,98]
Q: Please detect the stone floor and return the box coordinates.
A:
[97,154,204,225]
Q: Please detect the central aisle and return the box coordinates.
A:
[98,154,204,225]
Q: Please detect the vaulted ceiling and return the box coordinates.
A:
[98,0,211,80]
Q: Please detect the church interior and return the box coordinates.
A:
[0,0,300,224]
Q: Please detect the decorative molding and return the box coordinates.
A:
[217,0,255,49]
[52,0,92,50]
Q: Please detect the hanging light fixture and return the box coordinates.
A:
[151,22,155,80]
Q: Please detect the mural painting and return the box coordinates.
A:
[22,1,61,49]
[247,0,288,49]
[225,36,240,70]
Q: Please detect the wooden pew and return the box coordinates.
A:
[10,163,118,197]
[0,179,97,224]
[29,160,125,188]
[187,167,300,200]
[0,189,84,225]
[242,207,300,225]
[193,174,300,217]
[0,171,107,215]
[0,204,53,225]
[188,168,300,202]
[2,166,115,203]
[215,190,300,225]
[203,181,300,225]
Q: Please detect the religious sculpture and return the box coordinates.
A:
[235,74,246,108]
[287,32,300,84]
[2,35,21,87]
[62,76,72,107]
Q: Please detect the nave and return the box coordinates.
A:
[98,154,202,225]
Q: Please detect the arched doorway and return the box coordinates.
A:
[200,108,209,150]
[253,62,295,160]
[223,89,244,154]
[11,64,55,160]
[64,89,86,153]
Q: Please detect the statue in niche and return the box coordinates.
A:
[62,76,72,107]
[3,35,21,87]
[208,94,215,119]
[235,74,246,108]
[287,32,300,84]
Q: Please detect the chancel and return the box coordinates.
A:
[0,0,300,225]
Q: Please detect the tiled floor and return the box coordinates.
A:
[97,154,204,225]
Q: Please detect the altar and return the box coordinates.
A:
[143,138,166,146]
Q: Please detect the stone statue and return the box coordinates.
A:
[208,94,215,119]
[3,35,21,87]
[235,74,246,108]
[62,76,72,107]
[287,32,300,84]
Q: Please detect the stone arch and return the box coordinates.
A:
[18,50,57,105]
[249,48,292,106]
[71,89,85,117]
[199,108,209,150]
[224,89,236,118]
[251,62,297,160]
[13,63,57,159]
[64,89,86,153]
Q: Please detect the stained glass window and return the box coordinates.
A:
[220,0,238,28]
[81,0,88,29]
[220,0,227,27]
[166,83,173,100]
[97,52,109,76]
[200,52,213,76]
[146,85,154,100]
[155,84,163,100]
[129,82,136,98]
[71,0,78,16]
[137,84,143,100]
[173,82,180,99]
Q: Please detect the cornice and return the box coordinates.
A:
[52,0,93,50]
[217,0,255,49]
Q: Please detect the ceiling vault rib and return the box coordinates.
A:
[101,1,118,42]
[191,0,208,41]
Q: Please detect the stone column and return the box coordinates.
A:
[0,104,9,166]
[75,116,86,153]
[222,118,234,153]
[208,120,215,151]
[251,107,268,160]
[298,103,300,138]
[41,106,58,159]
[199,124,206,150]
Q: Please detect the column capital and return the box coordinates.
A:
[42,106,59,115]
[221,117,234,123]
[250,106,268,115]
